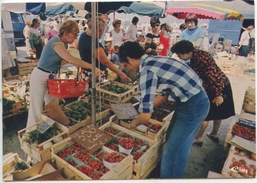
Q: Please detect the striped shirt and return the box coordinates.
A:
[139,55,204,113]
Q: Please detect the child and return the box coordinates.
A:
[138,34,146,49]
[110,44,122,70]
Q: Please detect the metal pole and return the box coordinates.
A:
[91,2,97,125]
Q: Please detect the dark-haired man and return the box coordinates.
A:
[119,41,210,178]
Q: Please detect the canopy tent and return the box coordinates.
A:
[45,4,77,17]
[84,2,133,15]
[167,0,254,20]
[1,2,46,20]
[117,1,166,18]
[190,3,245,21]
[166,7,224,20]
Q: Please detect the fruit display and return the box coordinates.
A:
[75,151,93,164]
[233,147,256,161]
[58,147,76,159]
[104,127,120,136]
[232,123,255,142]
[151,100,175,122]
[148,123,162,133]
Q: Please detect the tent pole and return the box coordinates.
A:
[91,2,97,125]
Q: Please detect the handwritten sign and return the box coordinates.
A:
[37,121,54,134]
[71,124,112,154]
[110,103,138,120]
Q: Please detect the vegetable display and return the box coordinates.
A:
[3,97,15,115]
[102,85,128,94]
[232,123,255,142]
[22,126,60,145]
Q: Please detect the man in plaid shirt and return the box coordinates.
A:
[119,41,210,178]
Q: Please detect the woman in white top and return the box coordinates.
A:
[110,19,124,48]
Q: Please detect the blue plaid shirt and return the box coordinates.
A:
[139,55,204,113]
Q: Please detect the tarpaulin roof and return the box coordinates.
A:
[117,1,165,18]
[166,7,224,20]
[1,3,46,20]
[84,2,133,14]
[45,4,77,17]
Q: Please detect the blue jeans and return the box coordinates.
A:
[160,90,210,178]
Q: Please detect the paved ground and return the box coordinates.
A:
[2,47,255,180]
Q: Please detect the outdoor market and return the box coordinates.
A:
[1,0,256,182]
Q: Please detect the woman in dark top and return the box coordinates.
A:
[145,16,161,55]
[171,40,235,146]
[78,17,131,82]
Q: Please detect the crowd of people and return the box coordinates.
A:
[2,12,253,178]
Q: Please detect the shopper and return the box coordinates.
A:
[26,20,102,131]
[125,16,139,41]
[239,25,253,56]
[171,40,235,146]
[145,16,161,55]
[159,23,172,56]
[78,17,131,82]
[29,18,43,59]
[46,25,58,41]
[119,41,210,178]
[179,13,205,49]
[23,20,32,56]
[110,19,125,48]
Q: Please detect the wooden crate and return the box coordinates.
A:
[96,80,138,107]
[3,98,27,119]
[51,137,133,180]
[65,100,111,122]
[18,121,69,162]
[99,122,161,179]
[41,112,91,135]
[18,62,38,76]
[3,153,31,180]
[109,115,170,142]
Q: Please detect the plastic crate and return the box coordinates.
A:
[48,79,87,98]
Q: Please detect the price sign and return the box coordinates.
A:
[111,103,138,120]
[71,124,112,154]
[37,121,54,134]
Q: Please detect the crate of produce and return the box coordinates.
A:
[96,80,138,107]
[65,100,110,123]
[231,121,255,142]
[41,112,90,135]
[99,122,161,179]
[18,120,69,162]
[51,137,133,180]
[112,115,170,142]
[222,145,256,178]
[3,153,31,180]
[3,97,27,118]
[133,100,175,125]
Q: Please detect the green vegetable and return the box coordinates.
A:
[14,161,28,171]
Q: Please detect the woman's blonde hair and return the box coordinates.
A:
[87,16,106,30]
[59,20,79,37]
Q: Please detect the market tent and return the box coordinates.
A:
[1,2,46,20]
[190,3,245,21]
[117,1,166,18]
[166,7,224,20]
[84,2,133,14]
[45,4,77,17]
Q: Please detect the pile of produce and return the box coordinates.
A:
[151,100,175,122]
[3,97,16,115]
[14,161,29,171]
[22,126,60,145]
[102,84,128,94]
[232,123,255,142]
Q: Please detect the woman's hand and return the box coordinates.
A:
[60,59,68,66]
[95,68,103,78]
[212,96,224,106]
